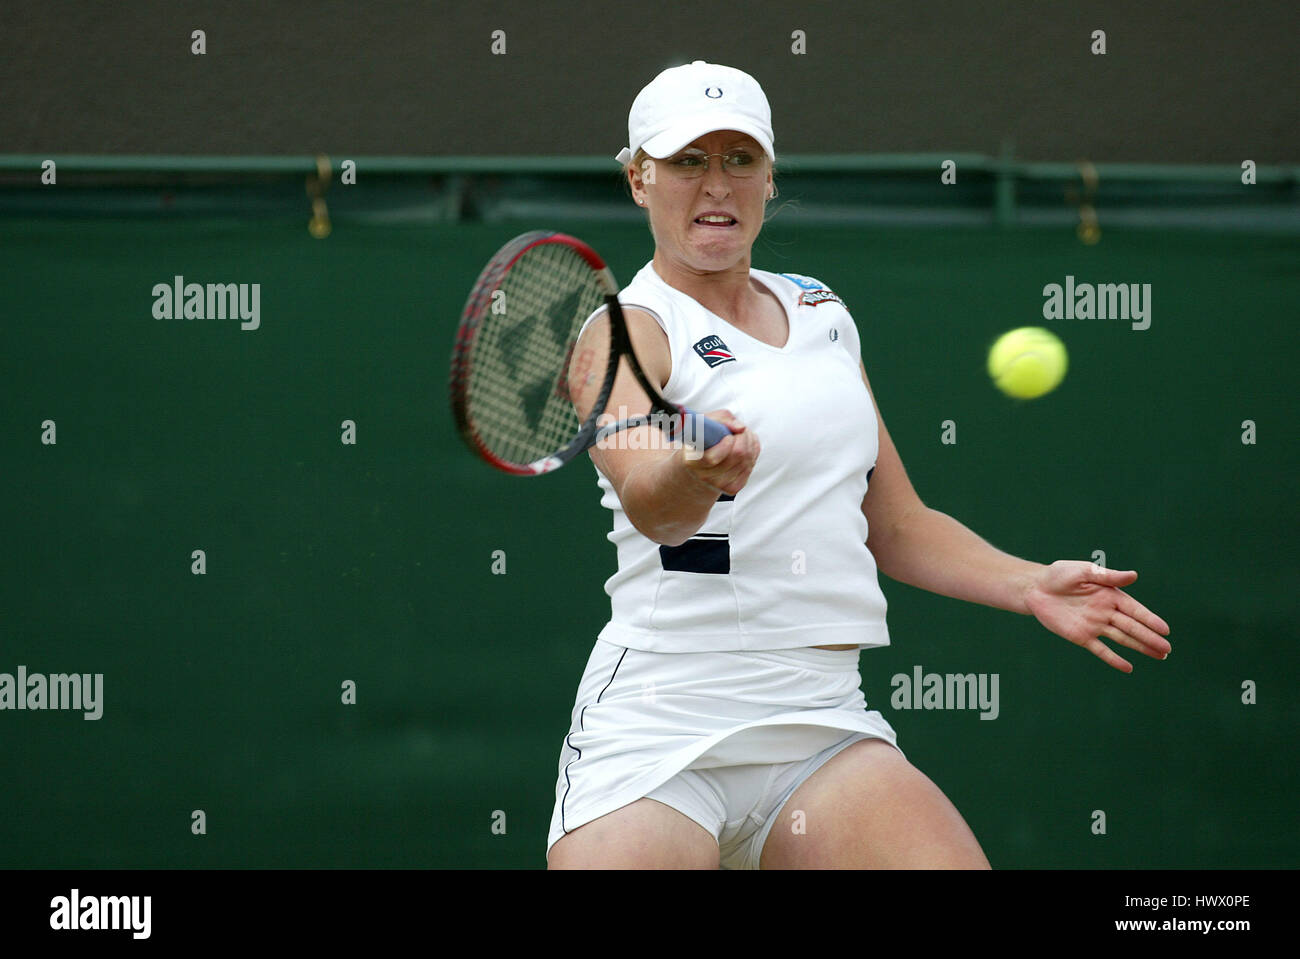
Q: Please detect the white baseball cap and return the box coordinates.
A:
[615,61,774,166]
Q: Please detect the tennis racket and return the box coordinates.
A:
[450,231,731,475]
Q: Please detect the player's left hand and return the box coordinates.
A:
[1023,560,1171,672]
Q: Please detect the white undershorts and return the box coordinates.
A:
[547,639,902,869]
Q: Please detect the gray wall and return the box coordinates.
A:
[2,0,1296,161]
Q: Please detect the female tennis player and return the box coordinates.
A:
[546,61,1171,869]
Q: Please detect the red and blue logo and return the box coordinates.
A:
[693,335,736,367]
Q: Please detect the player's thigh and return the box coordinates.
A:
[548,797,721,869]
[760,738,989,869]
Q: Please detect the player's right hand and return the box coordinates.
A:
[681,409,760,497]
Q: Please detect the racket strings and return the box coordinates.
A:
[466,243,608,466]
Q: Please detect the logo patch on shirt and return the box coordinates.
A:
[780,272,823,291]
[693,335,736,367]
[799,289,845,308]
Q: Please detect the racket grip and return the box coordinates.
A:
[681,410,732,451]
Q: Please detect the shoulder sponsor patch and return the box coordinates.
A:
[693,334,736,367]
[799,288,845,308]
[780,272,823,291]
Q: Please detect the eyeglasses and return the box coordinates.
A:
[661,149,763,179]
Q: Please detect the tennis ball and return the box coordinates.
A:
[987,327,1068,399]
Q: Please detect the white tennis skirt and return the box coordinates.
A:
[548,639,900,854]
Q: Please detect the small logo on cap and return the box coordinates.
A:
[705,86,723,98]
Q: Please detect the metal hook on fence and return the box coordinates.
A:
[1066,159,1100,245]
[306,154,332,238]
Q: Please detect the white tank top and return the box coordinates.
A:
[593,262,891,652]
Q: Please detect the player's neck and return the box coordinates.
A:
[652,252,760,325]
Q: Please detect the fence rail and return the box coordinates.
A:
[2,153,1296,229]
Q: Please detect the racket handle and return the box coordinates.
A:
[681,410,732,451]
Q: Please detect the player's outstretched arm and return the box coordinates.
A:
[1022,561,1171,672]
[855,360,1171,672]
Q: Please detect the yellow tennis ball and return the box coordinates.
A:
[987,327,1068,399]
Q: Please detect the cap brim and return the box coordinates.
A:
[640,115,774,161]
